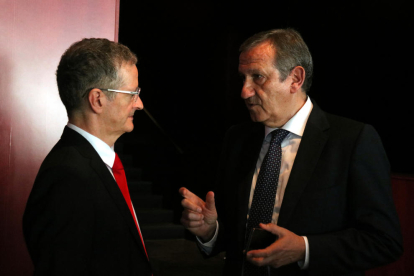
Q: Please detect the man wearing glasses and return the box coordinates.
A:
[23,38,152,275]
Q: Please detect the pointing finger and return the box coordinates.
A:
[179,187,204,207]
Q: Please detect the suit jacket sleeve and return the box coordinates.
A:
[307,124,403,275]
[24,165,95,276]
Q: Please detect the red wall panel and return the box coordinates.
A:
[0,1,119,275]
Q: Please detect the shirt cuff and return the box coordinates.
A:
[196,221,219,255]
[298,236,309,269]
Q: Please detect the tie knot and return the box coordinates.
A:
[271,129,290,144]
[112,153,124,172]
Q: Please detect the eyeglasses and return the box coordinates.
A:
[99,87,141,102]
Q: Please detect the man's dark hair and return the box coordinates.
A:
[56,38,137,116]
[240,28,313,93]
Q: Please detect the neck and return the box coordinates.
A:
[69,114,119,147]
[266,93,307,128]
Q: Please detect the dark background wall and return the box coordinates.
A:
[118,0,413,201]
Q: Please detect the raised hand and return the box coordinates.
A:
[179,187,218,242]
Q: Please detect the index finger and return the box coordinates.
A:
[246,248,269,258]
[179,187,206,206]
[246,247,274,266]
[179,187,201,201]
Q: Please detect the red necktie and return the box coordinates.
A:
[112,153,149,259]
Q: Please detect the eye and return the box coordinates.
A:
[253,74,265,84]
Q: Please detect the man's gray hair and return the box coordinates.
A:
[56,38,137,117]
[240,28,313,93]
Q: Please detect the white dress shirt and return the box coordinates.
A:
[199,97,313,269]
[66,123,144,239]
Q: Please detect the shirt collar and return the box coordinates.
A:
[67,123,116,168]
[264,96,313,138]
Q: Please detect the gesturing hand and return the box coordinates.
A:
[179,187,218,242]
[246,223,306,268]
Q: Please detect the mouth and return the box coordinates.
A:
[245,101,258,109]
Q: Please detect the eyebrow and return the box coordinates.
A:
[238,68,263,75]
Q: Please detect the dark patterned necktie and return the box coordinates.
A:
[243,129,290,276]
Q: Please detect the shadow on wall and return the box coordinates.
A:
[0,51,13,247]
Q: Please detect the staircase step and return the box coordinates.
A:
[136,209,174,224]
[125,167,143,180]
[129,181,152,194]
[141,223,186,240]
[131,194,163,208]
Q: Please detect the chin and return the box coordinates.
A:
[249,112,266,123]
[124,124,134,133]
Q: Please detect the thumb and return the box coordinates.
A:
[260,223,284,236]
[205,191,216,212]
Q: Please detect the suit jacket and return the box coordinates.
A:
[23,127,152,276]
[212,103,402,276]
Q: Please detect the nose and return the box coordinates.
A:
[241,81,255,100]
[133,96,144,110]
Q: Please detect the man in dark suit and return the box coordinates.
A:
[23,38,152,275]
[179,28,403,275]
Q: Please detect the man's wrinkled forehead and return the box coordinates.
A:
[239,42,275,65]
[239,43,275,73]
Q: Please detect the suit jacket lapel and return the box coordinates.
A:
[277,102,330,227]
[61,127,149,259]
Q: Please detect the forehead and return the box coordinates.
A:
[120,63,138,77]
[118,63,138,86]
[239,42,275,69]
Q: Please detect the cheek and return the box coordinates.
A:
[254,89,267,103]
[257,92,272,109]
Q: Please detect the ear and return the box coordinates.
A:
[289,66,306,93]
[87,88,106,114]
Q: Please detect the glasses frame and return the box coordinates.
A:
[99,88,140,96]
[82,87,141,102]
[99,88,141,102]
